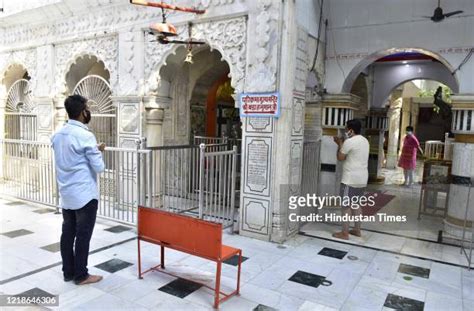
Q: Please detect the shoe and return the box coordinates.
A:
[64,276,73,282]
[75,275,103,285]
[332,232,349,240]
[349,229,362,237]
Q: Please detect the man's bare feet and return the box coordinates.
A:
[76,275,103,285]
[332,231,349,240]
[349,229,362,237]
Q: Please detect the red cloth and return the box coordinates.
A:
[398,134,420,170]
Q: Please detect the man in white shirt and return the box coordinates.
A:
[52,95,105,285]
[332,119,369,240]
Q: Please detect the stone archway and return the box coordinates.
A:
[144,16,247,97]
[153,44,236,145]
[54,36,118,96]
[341,47,460,94]
[63,54,116,147]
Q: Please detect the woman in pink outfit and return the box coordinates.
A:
[398,126,424,186]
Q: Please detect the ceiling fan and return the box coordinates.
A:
[424,0,464,22]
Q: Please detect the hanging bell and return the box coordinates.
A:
[184,49,193,64]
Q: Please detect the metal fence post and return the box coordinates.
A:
[198,143,205,219]
[230,145,237,233]
[136,139,142,207]
[148,150,154,208]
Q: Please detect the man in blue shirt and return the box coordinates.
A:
[52,95,105,285]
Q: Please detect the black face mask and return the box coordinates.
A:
[83,109,91,124]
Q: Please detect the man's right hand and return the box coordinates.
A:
[97,143,106,152]
[333,136,344,146]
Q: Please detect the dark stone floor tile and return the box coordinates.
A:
[158,278,202,298]
[223,255,248,266]
[94,258,133,273]
[384,293,424,311]
[40,242,61,253]
[33,208,54,214]
[318,247,347,259]
[5,201,24,206]
[1,229,34,238]
[253,304,277,311]
[104,225,133,233]
[398,263,430,279]
[288,270,332,288]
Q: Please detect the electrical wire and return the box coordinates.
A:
[310,0,324,72]
[326,1,345,81]
[452,47,474,75]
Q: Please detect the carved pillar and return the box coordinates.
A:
[399,98,412,150]
[112,96,143,148]
[0,96,5,140]
[143,96,169,147]
[0,96,5,180]
[54,95,68,132]
[445,95,474,239]
[365,109,389,183]
[386,97,402,168]
[143,96,168,208]
[34,45,55,141]
[411,102,420,134]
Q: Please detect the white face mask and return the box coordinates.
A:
[407,131,413,135]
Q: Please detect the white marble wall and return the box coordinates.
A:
[324,0,474,95]
[445,143,474,238]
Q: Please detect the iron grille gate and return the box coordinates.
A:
[5,79,37,141]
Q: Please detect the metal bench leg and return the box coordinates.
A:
[214,261,222,309]
[236,251,242,295]
[137,238,143,279]
[161,245,165,269]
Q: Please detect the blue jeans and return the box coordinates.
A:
[60,199,98,283]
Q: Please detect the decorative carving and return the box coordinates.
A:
[292,97,304,136]
[36,46,52,97]
[120,104,140,135]
[246,117,273,133]
[0,49,37,92]
[192,17,246,94]
[55,35,118,95]
[197,0,236,9]
[242,197,269,235]
[244,136,272,196]
[145,17,247,95]
[245,0,279,92]
[295,28,309,93]
[144,26,186,95]
[0,5,161,48]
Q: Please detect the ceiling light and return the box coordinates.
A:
[402,61,408,64]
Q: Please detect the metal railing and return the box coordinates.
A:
[424,140,445,160]
[1,138,238,228]
[301,141,321,196]
[199,145,237,229]
[0,139,57,207]
[145,143,237,229]
[98,145,151,224]
[4,114,37,141]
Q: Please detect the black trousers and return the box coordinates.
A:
[60,199,98,283]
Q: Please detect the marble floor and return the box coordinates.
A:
[1,197,473,310]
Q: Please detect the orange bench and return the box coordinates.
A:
[137,206,242,309]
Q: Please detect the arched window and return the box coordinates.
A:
[73,75,116,147]
[5,79,36,141]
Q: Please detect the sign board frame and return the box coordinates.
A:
[239,92,280,118]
